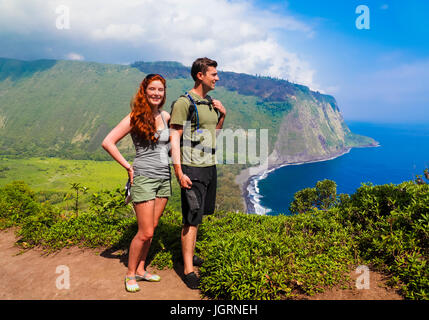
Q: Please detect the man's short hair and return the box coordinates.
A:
[191,57,218,81]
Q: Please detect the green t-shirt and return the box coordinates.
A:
[170,91,218,167]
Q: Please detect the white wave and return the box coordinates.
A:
[247,171,273,215]
[245,148,353,215]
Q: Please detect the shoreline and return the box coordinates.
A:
[236,144,380,214]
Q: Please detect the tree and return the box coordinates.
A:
[69,183,89,216]
[289,179,338,214]
[289,187,318,214]
[316,179,337,210]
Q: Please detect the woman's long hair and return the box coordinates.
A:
[130,74,166,143]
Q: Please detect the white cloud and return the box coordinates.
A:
[65,52,84,61]
[0,0,320,90]
[91,24,146,43]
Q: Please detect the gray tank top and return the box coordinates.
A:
[131,112,170,179]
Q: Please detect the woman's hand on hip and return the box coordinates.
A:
[127,166,134,185]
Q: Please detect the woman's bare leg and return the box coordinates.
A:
[126,200,155,285]
[136,197,168,275]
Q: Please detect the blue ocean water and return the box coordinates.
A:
[256,122,429,215]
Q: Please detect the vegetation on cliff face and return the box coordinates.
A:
[269,95,377,166]
[1,58,375,162]
[132,60,336,104]
[0,58,287,159]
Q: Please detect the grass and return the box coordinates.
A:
[0,157,244,213]
[0,157,126,192]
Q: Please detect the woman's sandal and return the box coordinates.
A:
[135,271,161,282]
[124,276,140,293]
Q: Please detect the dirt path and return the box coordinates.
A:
[0,229,402,300]
[0,229,200,300]
[308,269,402,300]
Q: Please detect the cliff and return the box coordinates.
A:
[269,93,377,166]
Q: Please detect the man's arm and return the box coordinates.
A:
[170,124,192,189]
[216,114,226,130]
[213,99,226,130]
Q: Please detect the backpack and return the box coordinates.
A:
[170,92,220,154]
[170,92,220,132]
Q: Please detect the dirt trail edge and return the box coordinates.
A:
[0,229,200,300]
[0,229,402,300]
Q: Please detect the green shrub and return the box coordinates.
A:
[89,187,130,217]
[316,179,337,210]
[16,209,136,252]
[197,210,356,299]
[338,181,429,300]
[289,187,317,214]
[0,181,41,228]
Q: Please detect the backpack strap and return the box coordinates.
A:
[184,92,202,133]
[184,93,220,126]
[204,95,220,121]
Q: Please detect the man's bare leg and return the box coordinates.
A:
[181,224,198,275]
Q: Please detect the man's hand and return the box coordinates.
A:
[179,174,192,189]
[212,99,226,117]
[170,124,192,189]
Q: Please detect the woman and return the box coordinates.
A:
[101,74,171,293]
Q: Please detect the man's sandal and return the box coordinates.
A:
[135,271,161,282]
[124,276,140,293]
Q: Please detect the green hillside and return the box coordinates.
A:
[0,58,290,160]
[0,58,141,159]
[0,58,375,162]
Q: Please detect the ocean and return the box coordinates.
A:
[249,122,429,215]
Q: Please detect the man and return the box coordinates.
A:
[170,57,226,289]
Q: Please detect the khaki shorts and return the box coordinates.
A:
[130,175,171,203]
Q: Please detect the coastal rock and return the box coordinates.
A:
[238,94,378,214]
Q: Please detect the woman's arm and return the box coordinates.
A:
[101,114,134,179]
[162,110,171,126]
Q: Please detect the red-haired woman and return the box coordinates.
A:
[102,74,171,293]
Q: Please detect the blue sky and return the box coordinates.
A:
[251,0,429,123]
[0,0,428,123]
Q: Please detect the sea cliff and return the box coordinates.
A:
[235,93,379,213]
